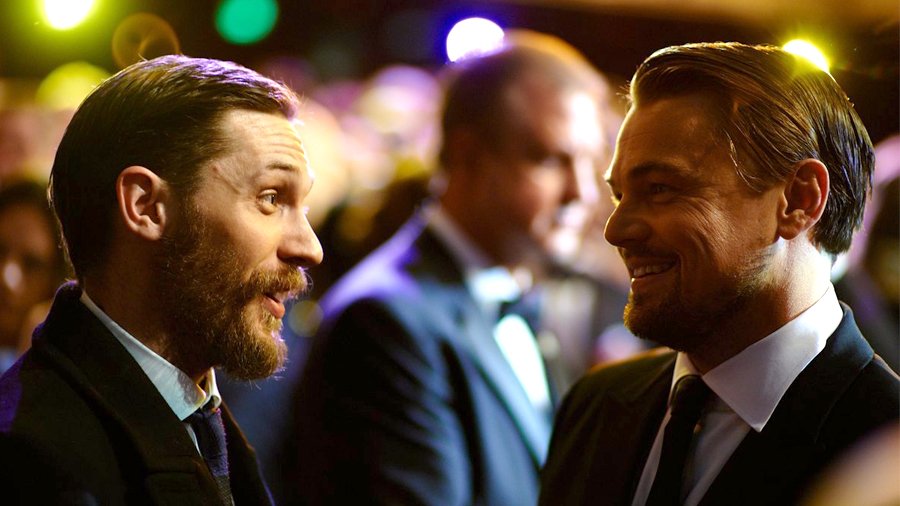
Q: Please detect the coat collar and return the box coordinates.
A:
[31,282,270,503]
[700,304,876,505]
[585,350,675,505]
[409,222,554,465]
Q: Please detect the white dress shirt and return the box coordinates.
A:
[80,291,220,453]
[426,206,553,415]
[631,285,843,506]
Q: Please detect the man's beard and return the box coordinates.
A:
[623,259,767,354]
[154,205,306,380]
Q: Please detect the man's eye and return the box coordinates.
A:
[650,183,670,194]
[537,155,566,170]
[260,193,278,206]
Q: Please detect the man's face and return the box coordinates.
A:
[0,204,57,346]
[604,94,782,352]
[156,109,323,380]
[471,80,606,267]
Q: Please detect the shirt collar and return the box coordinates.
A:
[79,291,221,421]
[673,284,842,432]
[425,205,531,316]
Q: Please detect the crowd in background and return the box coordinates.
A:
[0,45,897,502]
[0,52,646,379]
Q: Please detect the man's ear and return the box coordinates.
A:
[777,159,829,241]
[443,128,485,174]
[116,166,169,241]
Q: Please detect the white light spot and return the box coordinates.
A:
[446,17,505,63]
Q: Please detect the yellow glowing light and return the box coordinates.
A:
[43,0,95,29]
[783,40,830,73]
[36,62,110,110]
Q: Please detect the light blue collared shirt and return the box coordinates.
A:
[79,291,220,452]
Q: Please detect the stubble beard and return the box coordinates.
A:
[623,259,768,354]
[154,205,305,380]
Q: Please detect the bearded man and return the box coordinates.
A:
[539,42,899,506]
[0,55,322,505]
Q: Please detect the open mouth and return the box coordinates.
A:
[262,292,289,319]
[624,258,677,297]
[631,262,675,279]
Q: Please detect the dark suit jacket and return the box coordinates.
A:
[281,218,552,505]
[0,283,272,505]
[539,305,900,505]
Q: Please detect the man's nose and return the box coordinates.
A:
[1,258,24,293]
[604,197,650,248]
[565,156,601,206]
[279,214,324,268]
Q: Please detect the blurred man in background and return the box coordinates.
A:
[0,55,322,504]
[281,33,612,505]
[540,42,899,505]
[0,179,67,373]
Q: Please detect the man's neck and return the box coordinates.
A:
[82,274,170,363]
[687,246,833,373]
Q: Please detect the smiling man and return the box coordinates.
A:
[539,42,899,505]
[0,56,322,505]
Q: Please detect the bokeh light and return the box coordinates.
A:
[783,39,830,73]
[43,0,95,30]
[216,0,279,45]
[35,61,110,110]
[445,17,505,62]
[112,13,181,69]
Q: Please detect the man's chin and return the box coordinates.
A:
[624,301,673,343]
[216,315,288,380]
[547,230,583,264]
[221,336,287,380]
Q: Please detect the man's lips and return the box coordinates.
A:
[631,262,675,279]
[261,286,302,319]
[262,293,287,319]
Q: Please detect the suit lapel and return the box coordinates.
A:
[584,352,673,505]
[458,291,552,464]
[700,305,875,505]
[34,283,224,502]
[221,403,273,505]
[414,225,552,465]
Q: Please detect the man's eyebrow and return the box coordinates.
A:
[607,161,685,186]
[266,162,301,174]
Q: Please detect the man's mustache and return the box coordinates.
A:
[244,266,309,303]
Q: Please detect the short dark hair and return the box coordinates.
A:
[630,42,874,255]
[50,55,299,279]
[439,31,610,168]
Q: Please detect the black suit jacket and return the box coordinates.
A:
[281,218,552,505]
[0,283,272,505]
[539,305,900,505]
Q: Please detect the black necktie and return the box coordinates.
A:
[646,374,711,506]
[188,404,233,505]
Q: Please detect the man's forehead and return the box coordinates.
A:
[608,97,726,180]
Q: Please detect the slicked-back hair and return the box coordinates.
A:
[438,31,610,169]
[50,55,299,280]
[630,42,874,255]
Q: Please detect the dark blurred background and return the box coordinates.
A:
[1,2,897,494]
[1,0,897,142]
